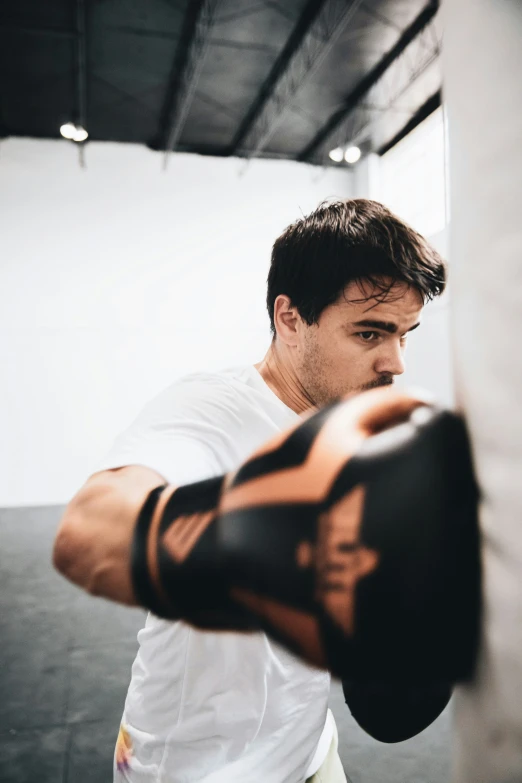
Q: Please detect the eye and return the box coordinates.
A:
[357,331,380,342]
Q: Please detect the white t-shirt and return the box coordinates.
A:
[98,365,332,783]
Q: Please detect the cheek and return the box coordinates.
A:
[336,340,377,378]
[334,336,365,363]
[321,334,353,367]
[325,338,369,378]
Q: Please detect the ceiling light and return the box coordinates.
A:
[72,126,88,142]
[328,147,344,163]
[60,123,76,140]
[60,123,88,142]
[344,146,361,164]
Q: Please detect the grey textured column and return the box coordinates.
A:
[442,1,522,781]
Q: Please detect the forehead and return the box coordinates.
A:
[330,279,424,324]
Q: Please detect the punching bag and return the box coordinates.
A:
[442,1,522,780]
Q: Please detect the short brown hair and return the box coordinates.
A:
[267,198,446,333]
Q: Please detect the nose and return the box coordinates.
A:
[374,340,406,377]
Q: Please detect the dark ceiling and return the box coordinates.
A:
[0,0,442,166]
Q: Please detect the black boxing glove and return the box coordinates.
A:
[131,388,481,683]
[341,680,452,742]
[131,474,256,630]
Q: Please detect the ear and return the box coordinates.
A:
[273,295,301,347]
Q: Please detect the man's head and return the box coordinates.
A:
[266,199,446,406]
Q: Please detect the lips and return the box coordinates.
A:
[363,377,394,390]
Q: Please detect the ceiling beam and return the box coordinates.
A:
[378,89,442,156]
[155,0,222,168]
[0,24,76,39]
[75,0,87,130]
[228,0,327,155]
[74,0,88,166]
[102,24,177,41]
[297,0,440,162]
[0,97,6,138]
[316,13,442,162]
[229,0,364,159]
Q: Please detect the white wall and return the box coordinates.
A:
[0,138,352,507]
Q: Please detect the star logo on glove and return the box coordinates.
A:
[296,485,379,636]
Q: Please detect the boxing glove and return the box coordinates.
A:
[131,388,481,683]
[341,680,452,742]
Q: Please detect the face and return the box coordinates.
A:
[295,279,423,406]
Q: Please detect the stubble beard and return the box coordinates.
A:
[300,343,394,407]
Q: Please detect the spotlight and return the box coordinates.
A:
[344,146,361,164]
[328,147,344,163]
[60,123,88,142]
[60,123,76,140]
[73,126,88,142]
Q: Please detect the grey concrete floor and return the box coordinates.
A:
[0,506,452,782]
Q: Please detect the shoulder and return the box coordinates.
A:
[97,370,254,482]
[142,370,249,427]
[130,370,264,447]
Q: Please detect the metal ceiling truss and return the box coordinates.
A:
[75,0,88,166]
[213,1,269,25]
[159,0,222,168]
[298,0,440,163]
[228,0,328,155]
[75,0,87,128]
[323,16,441,161]
[0,24,75,38]
[0,97,5,138]
[0,10,87,145]
[230,0,365,159]
[378,88,441,155]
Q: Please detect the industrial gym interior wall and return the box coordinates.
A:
[0,126,451,509]
[0,138,353,507]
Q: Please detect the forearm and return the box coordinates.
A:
[53,465,166,604]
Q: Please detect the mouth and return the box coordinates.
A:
[362,377,394,390]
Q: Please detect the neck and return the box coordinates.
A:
[255,339,315,415]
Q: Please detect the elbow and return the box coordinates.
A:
[52,483,113,595]
[52,513,81,582]
[52,507,92,592]
[52,477,139,606]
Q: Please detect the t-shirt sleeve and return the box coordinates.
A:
[94,375,241,486]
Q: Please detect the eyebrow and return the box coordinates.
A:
[352,319,421,334]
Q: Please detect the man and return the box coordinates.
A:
[54,198,446,782]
